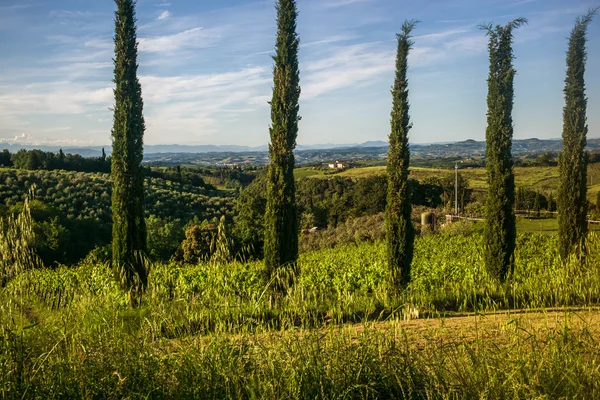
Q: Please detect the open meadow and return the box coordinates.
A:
[3,229,600,397]
[297,163,600,202]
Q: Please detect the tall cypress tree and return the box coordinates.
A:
[558,9,597,260]
[264,0,301,279]
[386,20,417,291]
[481,18,526,281]
[111,0,147,295]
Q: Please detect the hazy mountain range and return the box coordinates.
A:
[0,141,390,157]
[2,138,600,159]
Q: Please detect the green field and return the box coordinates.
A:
[3,228,600,397]
[302,164,600,199]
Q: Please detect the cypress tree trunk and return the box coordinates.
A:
[558,9,597,260]
[111,0,148,297]
[386,21,417,291]
[264,0,301,281]
[481,18,526,281]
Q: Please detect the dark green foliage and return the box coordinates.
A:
[146,215,184,261]
[516,187,549,212]
[9,148,111,173]
[533,191,541,217]
[0,169,234,264]
[234,173,267,259]
[597,191,600,210]
[548,191,557,212]
[0,149,12,167]
[237,174,446,259]
[481,18,526,281]
[558,9,597,259]
[181,220,217,264]
[264,0,301,274]
[110,0,148,292]
[386,20,417,290]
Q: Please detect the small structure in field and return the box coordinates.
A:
[421,212,435,228]
[328,160,347,169]
[445,214,460,223]
[301,227,321,235]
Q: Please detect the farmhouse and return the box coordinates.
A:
[328,160,347,169]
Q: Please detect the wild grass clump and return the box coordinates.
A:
[3,231,600,397]
[2,310,600,398]
[0,191,41,287]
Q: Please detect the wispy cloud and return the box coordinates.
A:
[321,0,373,8]
[413,27,472,42]
[157,10,171,20]
[138,27,223,53]
[303,43,394,98]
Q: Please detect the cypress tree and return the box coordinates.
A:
[481,18,527,281]
[558,9,597,259]
[386,20,417,291]
[264,0,301,280]
[111,0,147,296]
[533,191,541,217]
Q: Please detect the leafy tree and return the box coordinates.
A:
[264,0,301,277]
[110,0,148,297]
[480,18,526,281]
[548,191,557,212]
[233,173,267,259]
[181,219,216,264]
[386,20,417,291]
[0,149,12,167]
[27,150,42,170]
[146,215,184,261]
[558,9,597,259]
[533,191,541,217]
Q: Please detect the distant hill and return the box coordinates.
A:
[2,138,599,161]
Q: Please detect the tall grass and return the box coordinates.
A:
[3,231,600,397]
[0,188,41,287]
[3,233,600,336]
[2,306,600,398]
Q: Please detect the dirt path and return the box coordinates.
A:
[342,307,600,348]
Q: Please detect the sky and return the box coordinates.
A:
[0,0,599,147]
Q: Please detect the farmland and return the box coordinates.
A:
[297,163,600,202]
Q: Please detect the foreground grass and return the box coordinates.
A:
[3,232,600,397]
[2,306,600,398]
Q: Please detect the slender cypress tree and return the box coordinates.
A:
[558,9,597,260]
[111,0,147,295]
[264,0,301,279]
[481,18,527,281]
[386,20,417,291]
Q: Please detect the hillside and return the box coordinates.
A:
[299,163,600,201]
[0,168,234,222]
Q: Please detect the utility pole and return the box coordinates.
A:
[455,162,459,216]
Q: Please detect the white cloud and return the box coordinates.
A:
[0,83,112,116]
[157,10,171,20]
[138,27,222,53]
[321,0,373,8]
[413,27,472,43]
[303,43,395,99]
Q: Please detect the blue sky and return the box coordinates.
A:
[0,0,599,147]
